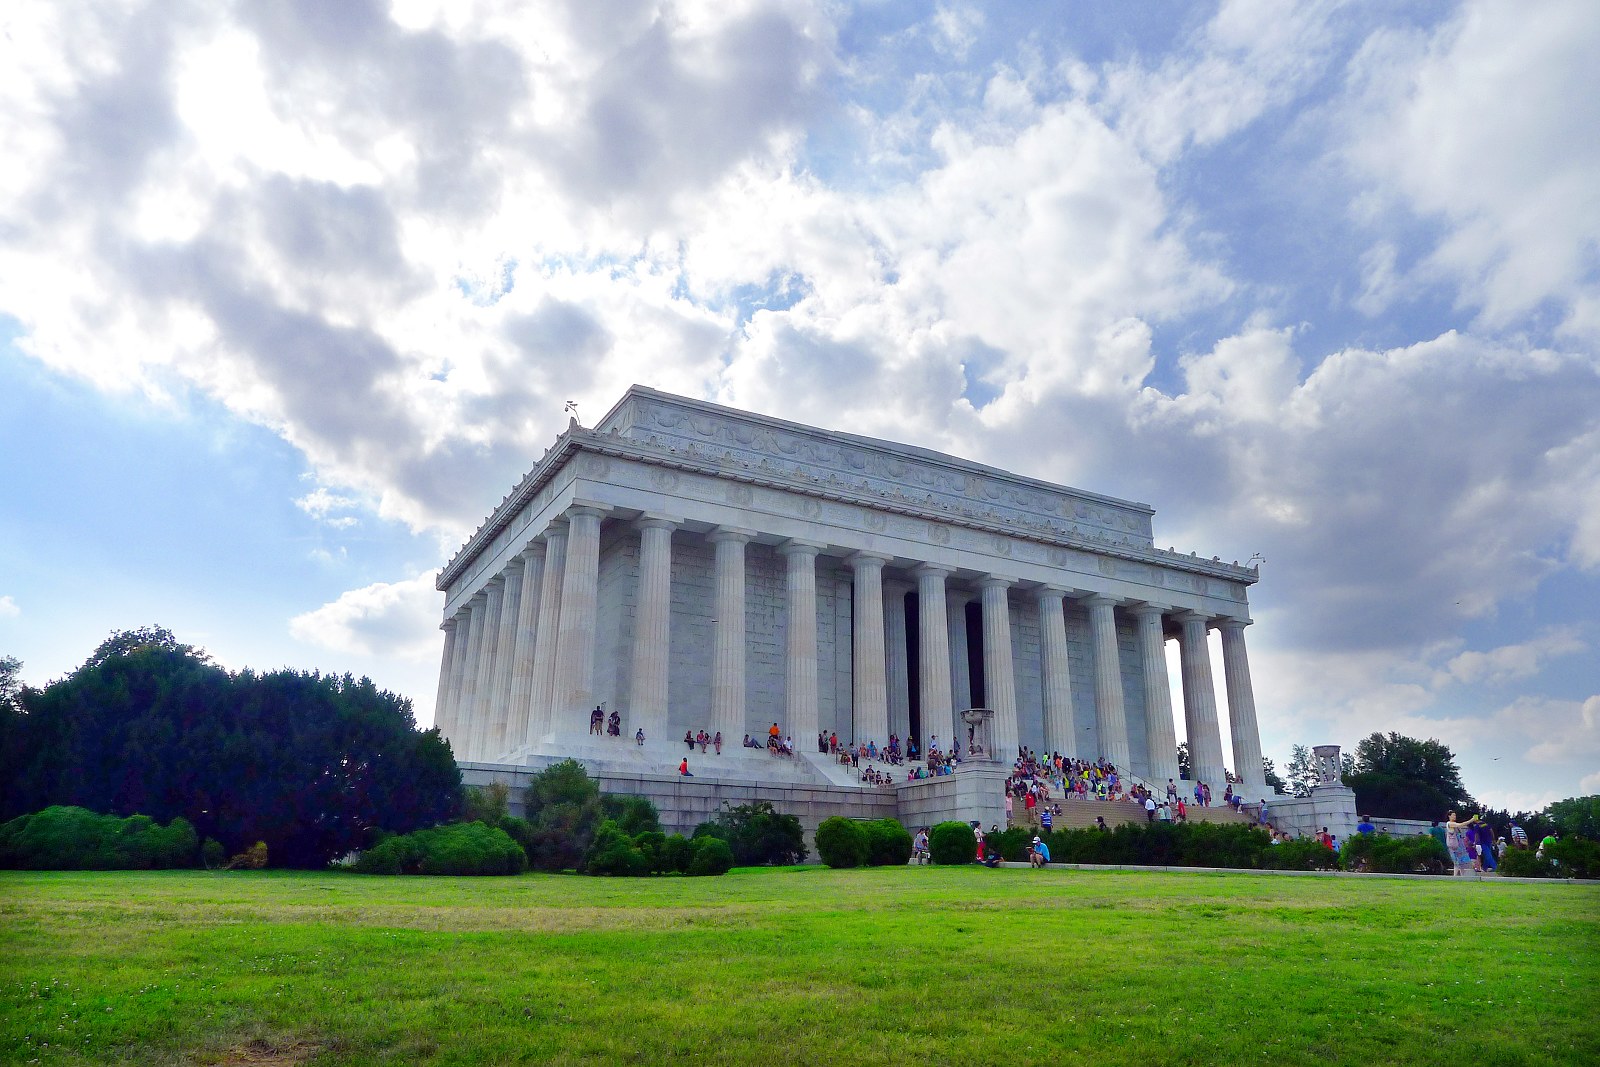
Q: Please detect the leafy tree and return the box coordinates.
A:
[1286,745,1320,798]
[1177,742,1190,780]
[1546,795,1600,840]
[522,758,603,871]
[0,654,21,713]
[1261,756,1286,794]
[1345,732,1473,820]
[694,801,806,866]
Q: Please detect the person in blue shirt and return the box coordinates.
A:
[1030,836,1051,867]
[1356,815,1376,835]
[1040,808,1054,832]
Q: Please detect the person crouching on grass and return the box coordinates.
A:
[1030,835,1051,868]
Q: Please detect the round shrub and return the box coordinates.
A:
[687,835,734,876]
[815,817,869,869]
[928,821,976,865]
[864,819,913,866]
[0,806,201,870]
[1259,836,1341,871]
[201,837,227,869]
[663,833,693,874]
[584,820,652,877]
[354,823,525,875]
[1498,847,1557,878]
[1340,833,1448,874]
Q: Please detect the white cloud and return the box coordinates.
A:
[1440,628,1587,688]
[289,571,441,661]
[0,595,20,618]
[1341,0,1600,338]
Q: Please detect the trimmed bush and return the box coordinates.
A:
[1497,847,1556,878]
[1340,833,1450,874]
[693,801,807,866]
[354,822,525,876]
[1546,837,1600,879]
[1259,836,1341,871]
[583,820,651,877]
[0,806,198,870]
[928,821,976,865]
[601,794,662,837]
[663,834,693,874]
[986,826,1031,863]
[863,819,913,867]
[686,835,734,876]
[815,817,869,869]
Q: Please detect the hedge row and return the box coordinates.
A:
[0,806,200,870]
[354,822,527,876]
[814,817,913,868]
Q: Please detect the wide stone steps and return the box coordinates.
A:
[1007,799,1260,832]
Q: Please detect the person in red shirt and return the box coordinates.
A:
[679,758,692,777]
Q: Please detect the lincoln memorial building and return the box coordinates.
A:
[435,385,1270,819]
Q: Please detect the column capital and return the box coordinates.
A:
[1032,584,1069,602]
[469,589,489,604]
[564,502,610,521]
[1174,609,1212,626]
[484,572,507,588]
[440,617,458,632]
[517,540,548,562]
[911,561,951,579]
[540,516,570,538]
[1212,615,1252,632]
[634,513,682,533]
[708,525,757,544]
[1126,601,1171,619]
[776,538,825,557]
[1078,592,1121,608]
[978,574,1018,591]
[848,550,892,570]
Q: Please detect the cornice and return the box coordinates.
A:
[438,427,1260,591]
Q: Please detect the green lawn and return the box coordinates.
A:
[2,866,1595,1065]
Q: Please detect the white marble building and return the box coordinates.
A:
[434,386,1267,797]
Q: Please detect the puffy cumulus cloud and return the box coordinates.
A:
[1440,628,1587,688]
[289,571,441,661]
[1502,695,1600,767]
[1341,0,1600,339]
[0,0,829,538]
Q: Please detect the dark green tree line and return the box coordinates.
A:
[0,628,460,866]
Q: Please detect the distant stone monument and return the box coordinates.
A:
[961,708,996,763]
[1313,744,1344,787]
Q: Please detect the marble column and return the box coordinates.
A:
[482,562,522,759]
[848,552,890,745]
[1217,618,1267,796]
[504,543,546,755]
[629,516,678,746]
[527,520,567,745]
[1177,610,1228,797]
[1130,603,1181,788]
[467,576,506,761]
[1034,585,1076,757]
[433,617,458,740]
[1083,593,1132,772]
[709,527,754,744]
[883,578,913,743]
[444,606,473,746]
[914,564,953,754]
[778,540,823,746]
[980,576,1019,761]
[453,594,487,759]
[947,590,972,713]
[550,505,604,737]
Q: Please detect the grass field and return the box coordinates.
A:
[2,866,1596,1066]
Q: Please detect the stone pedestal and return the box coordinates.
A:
[897,763,1009,834]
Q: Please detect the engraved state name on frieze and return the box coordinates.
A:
[625,400,1154,547]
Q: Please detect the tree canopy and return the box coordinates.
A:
[1344,731,1474,820]
[0,628,460,867]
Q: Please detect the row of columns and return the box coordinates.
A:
[434,507,1264,793]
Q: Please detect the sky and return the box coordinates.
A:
[2,0,1597,812]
